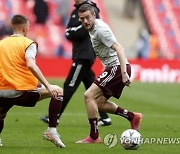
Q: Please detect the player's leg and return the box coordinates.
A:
[93,65,141,130]
[83,67,112,126]
[61,59,88,115]
[0,91,41,147]
[82,84,132,128]
[76,83,103,143]
[5,87,65,148]
[94,65,142,130]
[0,106,13,147]
[39,85,63,125]
[40,59,90,123]
[96,96,142,130]
[98,111,111,125]
[38,85,65,148]
[0,103,13,133]
[0,99,14,146]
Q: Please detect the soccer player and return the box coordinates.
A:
[76,4,142,143]
[40,0,112,126]
[0,14,65,148]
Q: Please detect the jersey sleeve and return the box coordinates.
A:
[98,28,117,48]
[25,43,37,59]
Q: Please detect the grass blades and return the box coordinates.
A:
[0,80,179,154]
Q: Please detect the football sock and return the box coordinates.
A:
[115,107,134,121]
[89,118,99,140]
[49,95,63,127]
[99,111,109,119]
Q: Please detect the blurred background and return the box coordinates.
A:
[0,0,180,82]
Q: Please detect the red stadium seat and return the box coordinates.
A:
[141,0,180,59]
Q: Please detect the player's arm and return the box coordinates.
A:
[111,42,131,86]
[65,11,88,40]
[111,42,127,74]
[65,5,99,40]
[65,24,88,40]
[99,28,131,86]
[25,43,59,98]
[26,58,49,87]
[65,22,89,40]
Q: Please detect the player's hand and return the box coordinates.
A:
[122,72,131,87]
[46,85,59,98]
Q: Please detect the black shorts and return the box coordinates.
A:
[0,91,40,108]
[94,64,131,99]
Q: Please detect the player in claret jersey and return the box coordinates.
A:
[76,4,142,143]
[40,0,112,127]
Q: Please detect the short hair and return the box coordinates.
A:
[78,3,95,14]
[11,14,28,25]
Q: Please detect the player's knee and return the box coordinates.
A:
[84,91,91,103]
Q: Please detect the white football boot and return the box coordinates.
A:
[43,129,65,148]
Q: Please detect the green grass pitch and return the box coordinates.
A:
[0,80,179,154]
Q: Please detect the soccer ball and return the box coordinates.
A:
[120,129,142,150]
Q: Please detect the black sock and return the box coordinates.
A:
[99,111,109,119]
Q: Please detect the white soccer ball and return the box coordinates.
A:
[120,129,142,150]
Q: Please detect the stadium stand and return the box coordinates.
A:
[0,0,108,58]
[141,0,180,59]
